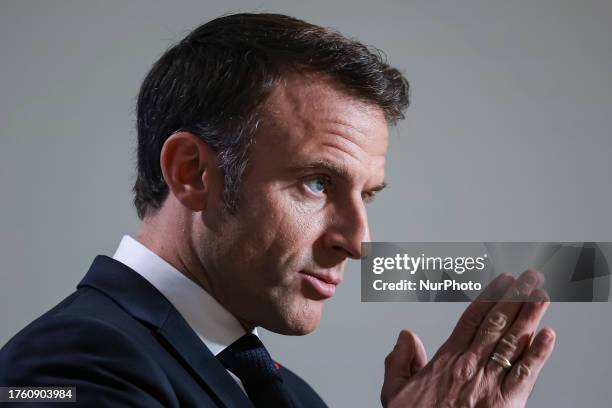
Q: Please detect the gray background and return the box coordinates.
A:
[1,0,610,406]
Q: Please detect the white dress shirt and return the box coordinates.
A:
[112,235,257,391]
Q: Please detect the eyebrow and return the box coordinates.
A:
[289,159,388,194]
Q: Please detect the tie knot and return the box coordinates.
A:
[217,333,282,385]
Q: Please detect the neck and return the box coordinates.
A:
[134,201,257,333]
[136,202,212,296]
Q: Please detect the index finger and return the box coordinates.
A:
[442,273,515,353]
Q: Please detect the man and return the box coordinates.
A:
[0,13,555,407]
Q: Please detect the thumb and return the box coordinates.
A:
[381,330,427,404]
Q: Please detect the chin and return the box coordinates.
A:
[265,301,323,336]
[272,321,319,336]
[287,319,320,336]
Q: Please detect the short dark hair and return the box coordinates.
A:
[134,12,410,219]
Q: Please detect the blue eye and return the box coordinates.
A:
[304,177,329,195]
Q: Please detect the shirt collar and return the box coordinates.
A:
[112,235,258,356]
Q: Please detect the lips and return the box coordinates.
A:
[300,270,342,299]
[301,270,342,286]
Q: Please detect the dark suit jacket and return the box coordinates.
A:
[0,256,328,407]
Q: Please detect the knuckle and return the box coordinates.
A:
[499,332,520,352]
[487,311,508,330]
[513,361,532,380]
[477,326,494,341]
[462,311,482,329]
[511,284,530,299]
[517,281,532,295]
[508,286,522,298]
[479,311,507,338]
[453,352,477,381]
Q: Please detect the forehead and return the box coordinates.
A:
[253,72,389,182]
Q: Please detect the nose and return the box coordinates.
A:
[322,196,370,260]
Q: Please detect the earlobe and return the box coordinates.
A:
[159,131,212,212]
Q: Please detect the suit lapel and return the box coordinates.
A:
[157,307,253,408]
[79,255,253,408]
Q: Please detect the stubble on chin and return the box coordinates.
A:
[273,293,324,335]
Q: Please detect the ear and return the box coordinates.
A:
[159,131,218,212]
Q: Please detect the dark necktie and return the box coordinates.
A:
[217,333,295,408]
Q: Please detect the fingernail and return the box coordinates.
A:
[523,272,536,285]
[518,282,532,293]
[541,330,554,343]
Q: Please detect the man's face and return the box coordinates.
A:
[198,73,389,335]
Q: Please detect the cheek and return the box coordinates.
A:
[252,190,323,247]
[272,196,329,261]
[229,187,329,281]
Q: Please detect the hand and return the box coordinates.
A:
[381,270,555,408]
